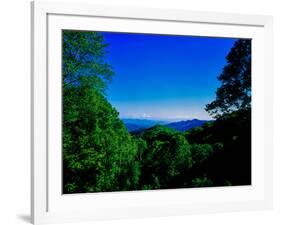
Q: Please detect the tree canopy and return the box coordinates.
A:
[63,32,252,193]
[205,39,251,117]
[63,31,139,193]
[63,30,114,92]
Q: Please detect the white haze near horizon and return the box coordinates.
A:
[110,99,213,122]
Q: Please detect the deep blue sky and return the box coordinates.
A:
[101,32,237,121]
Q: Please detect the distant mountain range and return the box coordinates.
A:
[122,118,209,132]
[121,119,167,132]
[166,119,208,131]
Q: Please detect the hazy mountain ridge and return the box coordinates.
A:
[166,119,209,131]
[122,118,209,132]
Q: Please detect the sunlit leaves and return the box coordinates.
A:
[63,31,251,193]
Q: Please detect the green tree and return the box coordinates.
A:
[205,40,251,117]
[63,31,140,193]
[139,126,192,189]
[63,82,139,193]
[63,30,114,92]
[190,144,213,166]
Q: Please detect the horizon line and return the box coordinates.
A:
[120,117,212,121]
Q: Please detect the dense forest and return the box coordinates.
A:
[62,30,251,193]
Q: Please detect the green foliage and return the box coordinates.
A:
[138,126,192,189]
[185,109,251,186]
[63,31,140,193]
[190,144,213,166]
[186,38,252,186]
[192,176,213,187]
[63,31,251,193]
[63,83,140,193]
[205,40,251,118]
[63,30,114,92]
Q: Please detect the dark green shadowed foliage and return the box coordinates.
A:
[63,31,251,193]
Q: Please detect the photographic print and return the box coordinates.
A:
[62,30,251,194]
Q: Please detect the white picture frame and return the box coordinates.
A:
[31,1,274,224]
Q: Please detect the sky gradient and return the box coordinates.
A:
[101,32,237,121]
